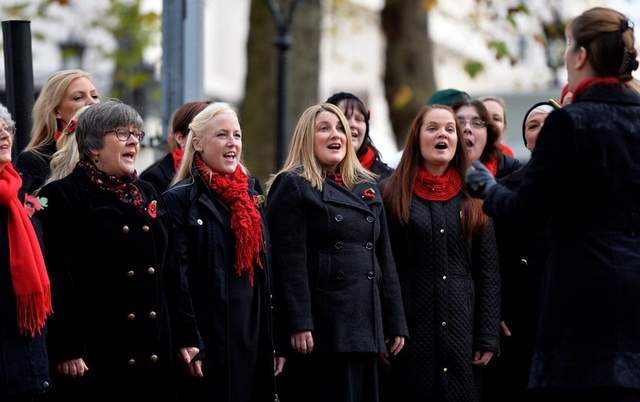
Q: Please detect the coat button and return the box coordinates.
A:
[441,321,447,327]
[122,225,130,234]
[150,354,159,363]
[127,313,136,321]
[439,228,445,234]
[147,267,156,275]
[366,216,375,223]
[127,270,135,278]
[149,311,157,319]
[365,242,373,250]
[196,218,203,225]
[442,275,447,280]
[520,258,528,267]
[443,367,448,373]
[43,380,50,388]
[334,214,344,222]
[336,271,345,281]
[334,241,343,250]
[128,358,136,365]
[367,271,375,280]
[142,225,150,232]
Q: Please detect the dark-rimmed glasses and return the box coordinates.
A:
[104,128,145,142]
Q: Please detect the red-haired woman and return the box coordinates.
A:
[382,105,500,402]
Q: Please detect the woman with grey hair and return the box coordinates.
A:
[0,103,52,401]
[37,101,201,402]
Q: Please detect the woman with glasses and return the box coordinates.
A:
[37,101,200,402]
[381,105,500,402]
[0,103,53,402]
[16,70,99,195]
[453,100,520,179]
[163,103,283,402]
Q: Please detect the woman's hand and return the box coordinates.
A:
[500,320,512,337]
[180,346,203,378]
[387,336,405,355]
[274,356,286,376]
[58,358,89,377]
[291,331,314,354]
[472,350,494,366]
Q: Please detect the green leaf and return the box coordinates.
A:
[487,40,510,60]
[464,60,484,78]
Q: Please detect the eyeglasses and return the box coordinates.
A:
[457,117,487,129]
[104,128,145,142]
[0,126,15,136]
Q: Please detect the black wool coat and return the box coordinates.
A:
[495,152,521,180]
[37,166,199,402]
[385,193,500,402]
[140,153,175,195]
[0,210,50,397]
[163,167,277,402]
[369,159,394,182]
[15,141,57,195]
[484,84,640,390]
[267,171,408,354]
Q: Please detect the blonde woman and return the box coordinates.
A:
[164,103,283,402]
[266,103,408,402]
[16,69,99,194]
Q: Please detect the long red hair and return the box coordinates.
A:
[382,105,488,237]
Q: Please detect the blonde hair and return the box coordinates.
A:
[46,105,90,185]
[171,102,241,186]
[267,103,375,192]
[28,69,95,153]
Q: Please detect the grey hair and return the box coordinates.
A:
[0,103,15,127]
[76,100,143,160]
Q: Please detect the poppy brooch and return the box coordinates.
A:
[147,200,158,219]
[253,194,266,206]
[24,195,48,218]
[361,187,376,201]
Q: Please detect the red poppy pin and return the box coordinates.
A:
[253,194,266,206]
[147,200,157,219]
[24,195,48,218]
[361,187,376,201]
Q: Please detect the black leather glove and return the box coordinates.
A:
[465,160,497,199]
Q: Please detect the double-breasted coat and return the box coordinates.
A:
[0,210,50,398]
[385,193,500,402]
[163,166,278,402]
[37,166,199,402]
[483,84,640,391]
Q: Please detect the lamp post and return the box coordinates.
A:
[542,9,566,88]
[58,35,86,70]
[266,0,301,169]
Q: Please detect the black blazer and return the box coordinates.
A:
[140,153,175,195]
[163,167,277,402]
[267,171,408,354]
[484,84,640,389]
[38,167,199,400]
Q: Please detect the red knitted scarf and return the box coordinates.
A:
[78,160,145,213]
[326,171,344,186]
[0,164,52,336]
[171,148,184,172]
[358,146,376,170]
[572,76,622,100]
[483,154,499,176]
[413,166,462,202]
[194,155,264,286]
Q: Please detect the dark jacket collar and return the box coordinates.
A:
[574,83,640,106]
[322,178,381,214]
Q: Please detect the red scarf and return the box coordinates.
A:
[194,155,264,286]
[358,146,376,170]
[326,171,344,186]
[77,160,145,213]
[0,164,52,336]
[483,154,499,176]
[497,143,514,157]
[413,166,462,201]
[171,148,184,172]
[572,76,622,100]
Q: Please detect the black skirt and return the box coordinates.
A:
[278,353,379,402]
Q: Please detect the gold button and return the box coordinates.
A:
[127,270,135,278]
[150,354,158,363]
[147,267,156,275]
[149,311,157,319]
[127,313,136,321]
[128,358,136,365]
[142,225,150,232]
[122,225,130,234]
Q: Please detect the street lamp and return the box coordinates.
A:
[58,35,86,70]
[266,0,302,169]
[542,10,566,88]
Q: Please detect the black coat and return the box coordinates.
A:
[0,210,50,397]
[370,159,394,182]
[163,167,277,402]
[15,141,57,195]
[495,152,521,180]
[37,166,199,401]
[385,193,500,402]
[140,153,175,195]
[267,171,408,353]
[483,84,640,390]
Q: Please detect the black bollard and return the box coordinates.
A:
[2,20,35,155]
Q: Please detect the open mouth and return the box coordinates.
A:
[223,151,237,162]
[122,151,136,162]
[435,142,448,150]
[0,143,10,151]
[327,143,342,151]
[465,139,474,148]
